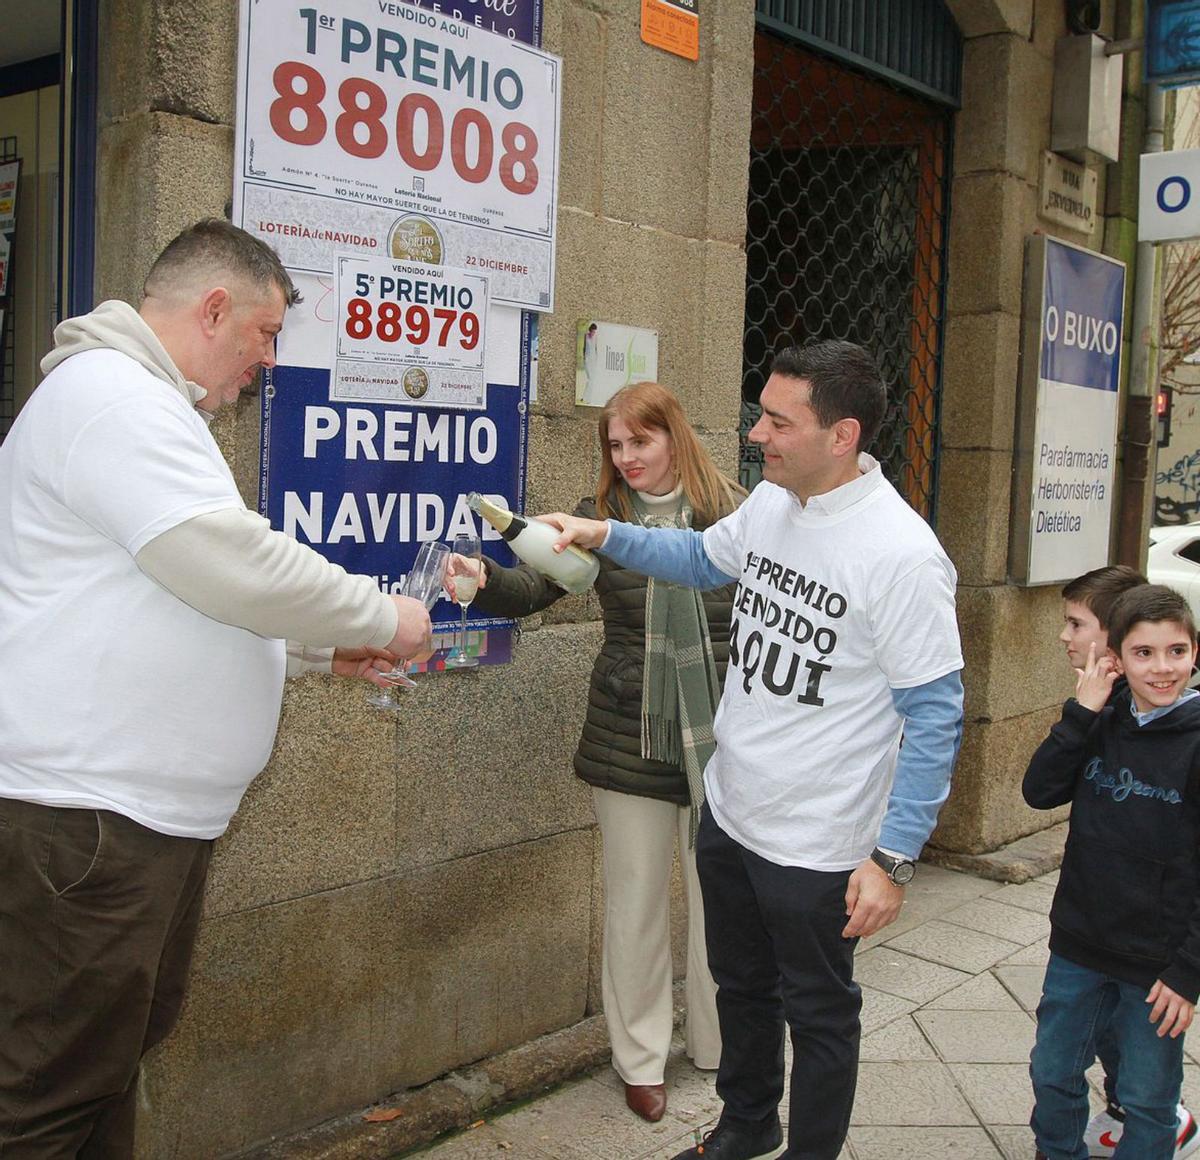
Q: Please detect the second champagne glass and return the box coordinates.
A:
[445,532,482,669]
[366,541,451,709]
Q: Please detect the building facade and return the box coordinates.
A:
[0,0,1163,1153]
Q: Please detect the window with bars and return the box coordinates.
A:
[739,32,953,521]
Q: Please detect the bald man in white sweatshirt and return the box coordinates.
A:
[0,219,430,1158]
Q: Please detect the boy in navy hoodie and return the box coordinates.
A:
[1026,585,1200,1160]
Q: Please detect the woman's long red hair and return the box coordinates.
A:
[595,381,744,524]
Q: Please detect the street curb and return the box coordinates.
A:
[923,821,1067,883]
[235,1013,613,1159]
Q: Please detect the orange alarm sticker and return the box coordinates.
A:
[641,0,699,62]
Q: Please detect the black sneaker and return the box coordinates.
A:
[670,1118,783,1160]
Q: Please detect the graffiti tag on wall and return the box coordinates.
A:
[1156,448,1200,523]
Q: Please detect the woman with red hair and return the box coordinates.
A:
[470,381,742,1123]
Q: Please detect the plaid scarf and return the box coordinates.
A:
[632,491,722,845]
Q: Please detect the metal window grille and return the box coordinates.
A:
[740,31,954,521]
[0,135,15,444]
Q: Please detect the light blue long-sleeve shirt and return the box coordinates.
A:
[600,518,963,861]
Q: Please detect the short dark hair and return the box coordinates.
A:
[1061,565,1148,630]
[143,218,300,306]
[1107,584,1197,655]
[769,340,888,450]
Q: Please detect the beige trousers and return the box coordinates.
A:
[591,786,721,1084]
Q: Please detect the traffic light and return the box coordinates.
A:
[1157,384,1174,448]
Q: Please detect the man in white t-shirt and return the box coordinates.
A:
[543,341,964,1160]
[0,220,432,1158]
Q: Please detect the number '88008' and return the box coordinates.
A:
[270,62,539,195]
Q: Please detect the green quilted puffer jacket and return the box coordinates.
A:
[472,497,736,804]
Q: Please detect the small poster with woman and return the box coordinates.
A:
[575,319,659,407]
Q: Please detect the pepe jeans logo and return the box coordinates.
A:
[1083,756,1182,805]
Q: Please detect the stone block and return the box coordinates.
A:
[526,413,602,521]
[860,865,1001,951]
[956,34,1052,183]
[557,4,607,216]
[992,1125,1041,1159]
[986,879,1056,914]
[936,448,1013,585]
[203,670,398,917]
[940,311,1021,451]
[999,940,1050,967]
[143,832,594,1155]
[709,1,756,63]
[380,831,594,1087]
[886,920,1021,974]
[854,947,973,1005]
[391,621,599,872]
[993,963,1047,1011]
[938,896,1051,946]
[596,16,715,239]
[697,428,742,481]
[480,1071,678,1156]
[947,1062,1037,1125]
[684,241,749,434]
[703,41,755,246]
[138,878,396,1158]
[955,584,1071,721]
[859,987,920,1037]
[944,172,1032,318]
[927,822,1066,882]
[538,208,705,418]
[850,1126,1004,1158]
[102,0,236,125]
[1104,92,1146,220]
[850,1061,977,1125]
[95,113,234,305]
[859,1016,938,1061]
[934,707,1069,854]
[926,972,1023,1011]
[943,0,1034,40]
[98,0,151,121]
[913,1009,1036,1063]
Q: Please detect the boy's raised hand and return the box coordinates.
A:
[1147,978,1195,1038]
[1074,641,1117,712]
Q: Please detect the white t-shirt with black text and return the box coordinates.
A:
[0,349,286,838]
[701,458,962,871]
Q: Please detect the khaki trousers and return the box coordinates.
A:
[0,799,212,1159]
[591,786,721,1084]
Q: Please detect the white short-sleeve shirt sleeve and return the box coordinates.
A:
[871,552,963,688]
[702,490,753,577]
[59,396,244,556]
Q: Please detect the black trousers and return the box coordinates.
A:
[0,799,212,1159]
[696,804,861,1160]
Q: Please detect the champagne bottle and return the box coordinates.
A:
[466,493,600,594]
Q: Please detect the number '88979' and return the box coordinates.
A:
[270,62,539,195]
[344,300,481,350]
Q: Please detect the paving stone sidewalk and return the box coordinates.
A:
[404,864,1200,1160]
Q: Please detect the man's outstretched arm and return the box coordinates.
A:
[541,513,736,590]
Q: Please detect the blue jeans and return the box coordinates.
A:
[1030,953,1184,1160]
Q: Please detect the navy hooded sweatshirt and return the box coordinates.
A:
[1023,687,1200,1002]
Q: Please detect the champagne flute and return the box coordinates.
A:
[445,532,482,669]
[367,541,451,709]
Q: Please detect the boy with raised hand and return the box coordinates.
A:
[1025,585,1200,1160]
[1057,567,1197,1157]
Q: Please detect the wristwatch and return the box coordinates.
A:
[870,847,916,886]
